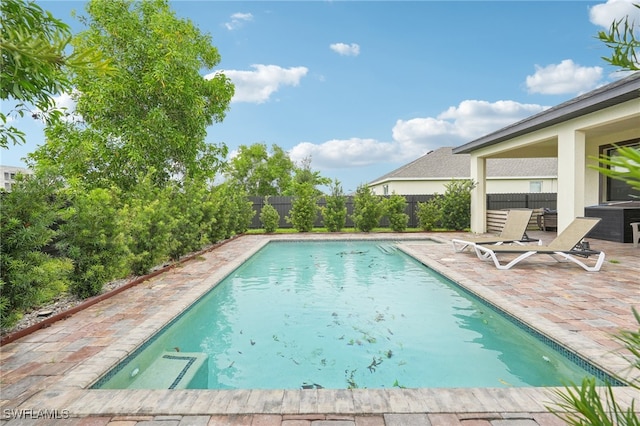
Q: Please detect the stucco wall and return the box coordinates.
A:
[370,178,557,195]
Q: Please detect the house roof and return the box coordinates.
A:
[453,72,640,154]
[369,147,557,185]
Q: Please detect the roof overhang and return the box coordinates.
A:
[453,73,640,155]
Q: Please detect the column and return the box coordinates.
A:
[557,129,586,232]
[469,154,486,233]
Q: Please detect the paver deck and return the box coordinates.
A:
[1,231,638,425]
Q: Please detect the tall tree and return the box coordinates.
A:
[289,156,331,196]
[225,143,295,196]
[31,0,234,189]
[0,0,110,148]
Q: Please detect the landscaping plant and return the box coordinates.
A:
[167,177,211,260]
[260,197,280,233]
[593,145,640,194]
[384,192,409,232]
[286,182,319,232]
[416,195,443,231]
[120,172,176,276]
[0,171,73,327]
[57,184,131,298]
[439,179,476,231]
[351,184,383,232]
[322,179,347,232]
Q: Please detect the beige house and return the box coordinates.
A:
[368,147,557,195]
[453,72,640,234]
[0,165,33,192]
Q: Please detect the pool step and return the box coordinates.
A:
[377,244,397,254]
[127,351,208,389]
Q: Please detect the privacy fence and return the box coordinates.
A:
[248,193,557,229]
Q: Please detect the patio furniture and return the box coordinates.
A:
[632,222,640,248]
[584,202,640,243]
[452,209,538,253]
[537,209,557,231]
[474,217,605,272]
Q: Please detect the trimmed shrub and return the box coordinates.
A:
[417,195,442,231]
[384,192,409,232]
[286,182,318,232]
[439,180,475,230]
[57,185,130,298]
[204,183,233,243]
[168,178,210,260]
[0,171,73,327]
[351,184,383,232]
[321,179,347,232]
[230,185,256,235]
[260,197,280,233]
[121,172,175,276]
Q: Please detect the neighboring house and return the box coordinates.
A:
[0,165,33,192]
[453,72,640,234]
[368,147,557,195]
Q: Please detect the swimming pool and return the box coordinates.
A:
[94,240,616,390]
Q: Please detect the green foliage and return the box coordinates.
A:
[416,179,476,231]
[259,197,280,233]
[228,185,256,235]
[383,192,409,232]
[0,171,73,327]
[597,4,640,71]
[56,185,131,298]
[322,179,347,232]
[32,0,232,189]
[203,183,234,242]
[351,184,383,232]
[225,143,295,196]
[289,156,331,196]
[0,0,111,148]
[167,177,212,260]
[120,172,175,275]
[593,146,640,193]
[549,308,639,426]
[286,182,319,232]
[416,195,443,231]
[439,180,476,231]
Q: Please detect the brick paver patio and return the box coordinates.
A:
[1,231,638,425]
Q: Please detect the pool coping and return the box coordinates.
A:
[2,233,638,418]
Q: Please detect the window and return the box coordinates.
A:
[9,173,15,180]
[529,181,542,193]
[383,184,389,196]
[3,172,8,179]
[601,140,640,202]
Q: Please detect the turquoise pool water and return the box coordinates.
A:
[96,240,608,390]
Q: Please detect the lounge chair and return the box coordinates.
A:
[473,217,605,272]
[452,209,538,253]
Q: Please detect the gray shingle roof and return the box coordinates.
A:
[370,147,557,184]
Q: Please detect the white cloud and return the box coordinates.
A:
[589,0,640,28]
[224,12,253,30]
[289,138,397,169]
[525,60,603,95]
[329,43,360,56]
[436,100,548,139]
[290,99,547,170]
[206,65,308,103]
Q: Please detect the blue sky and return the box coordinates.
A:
[2,0,639,193]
